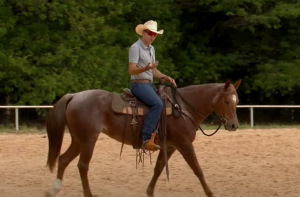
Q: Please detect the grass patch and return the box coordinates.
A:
[0,124,46,134]
[199,123,300,130]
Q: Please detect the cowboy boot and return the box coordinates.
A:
[142,140,161,150]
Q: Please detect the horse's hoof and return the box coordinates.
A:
[45,191,51,197]
[146,190,154,197]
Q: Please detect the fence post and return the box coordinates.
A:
[15,108,19,131]
[250,107,254,127]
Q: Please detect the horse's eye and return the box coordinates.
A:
[225,101,230,104]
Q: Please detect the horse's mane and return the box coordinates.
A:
[178,83,235,94]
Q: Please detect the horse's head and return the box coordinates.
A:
[212,80,241,131]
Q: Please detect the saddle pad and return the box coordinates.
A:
[111,92,146,115]
[111,91,173,116]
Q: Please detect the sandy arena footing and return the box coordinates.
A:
[0,128,300,197]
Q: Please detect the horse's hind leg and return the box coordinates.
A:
[146,147,176,197]
[45,136,80,197]
[177,143,214,197]
[77,139,98,197]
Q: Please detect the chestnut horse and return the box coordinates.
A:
[45,79,241,197]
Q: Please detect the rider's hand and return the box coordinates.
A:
[168,76,177,87]
[153,61,159,67]
[145,61,159,70]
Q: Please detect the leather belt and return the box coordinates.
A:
[131,79,151,83]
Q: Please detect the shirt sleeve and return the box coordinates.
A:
[129,45,139,63]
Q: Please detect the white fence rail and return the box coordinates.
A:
[0,106,52,131]
[1,105,300,131]
[237,105,300,127]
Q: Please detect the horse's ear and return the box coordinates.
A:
[233,79,242,90]
[224,80,230,91]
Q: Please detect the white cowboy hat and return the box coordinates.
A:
[135,20,164,36]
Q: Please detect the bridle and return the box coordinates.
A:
[169,85,227,137]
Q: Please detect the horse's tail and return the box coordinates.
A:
[46,93,74,172]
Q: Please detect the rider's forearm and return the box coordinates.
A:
[128,67,148,75]
[153,68,169,79]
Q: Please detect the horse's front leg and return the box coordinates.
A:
[146,147,176,197]
[176,142,214,197]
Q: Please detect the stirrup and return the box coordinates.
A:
[142,133,161,150]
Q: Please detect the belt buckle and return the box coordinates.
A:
[129,101,136,105]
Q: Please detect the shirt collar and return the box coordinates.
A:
[138,38,153,50]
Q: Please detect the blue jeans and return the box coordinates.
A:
[130,82,164,141]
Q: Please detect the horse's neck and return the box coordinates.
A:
[178,84,223,123]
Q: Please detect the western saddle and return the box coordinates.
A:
[112,78,171,151]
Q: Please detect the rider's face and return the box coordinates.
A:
[142,30,157,44]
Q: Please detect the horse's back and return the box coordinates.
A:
[66,89,112,117]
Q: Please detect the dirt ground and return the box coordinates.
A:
[0,128,300,197]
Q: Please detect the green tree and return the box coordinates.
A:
[174,0,300,102]
[0,0,181,105]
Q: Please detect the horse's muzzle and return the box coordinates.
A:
[223,118,239,131]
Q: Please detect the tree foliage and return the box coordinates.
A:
[1,0,300,108]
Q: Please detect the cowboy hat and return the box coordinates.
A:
[135,20,164,36]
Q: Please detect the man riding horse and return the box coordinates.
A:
[127,20,176,150]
